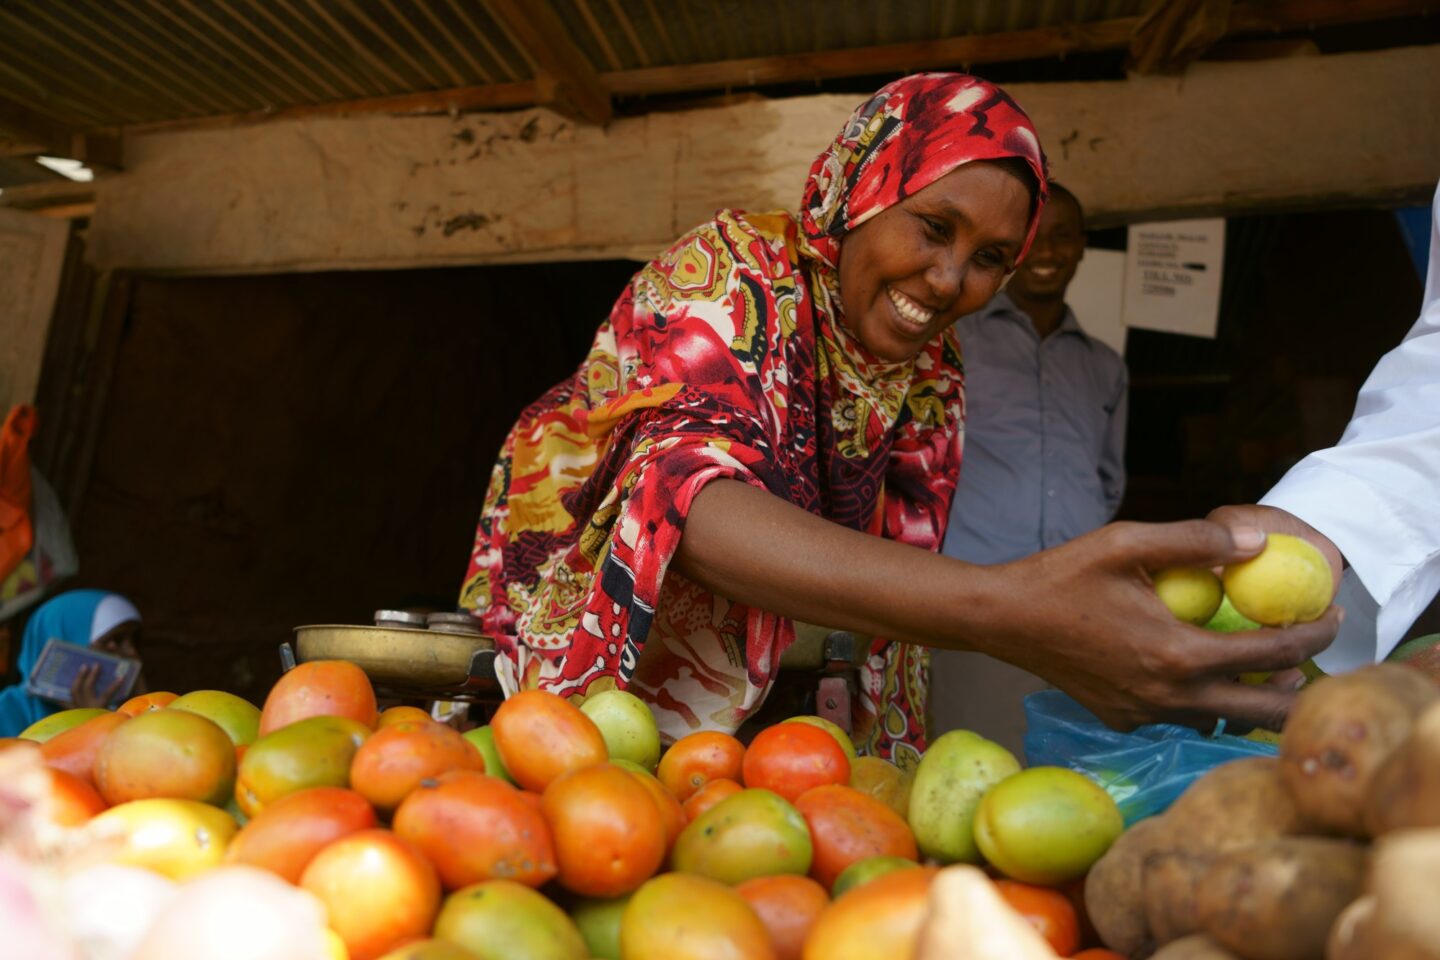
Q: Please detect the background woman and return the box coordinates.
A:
[0,590,142,736]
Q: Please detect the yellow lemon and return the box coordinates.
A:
[1153,568,1224,625]
[1222,534,1335,627]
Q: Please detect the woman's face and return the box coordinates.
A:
[93,621,140,659]
[837,161,1032,362]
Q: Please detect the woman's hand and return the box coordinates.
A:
[974,519,1340,733]
[70,664,126,709]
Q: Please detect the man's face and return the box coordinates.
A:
[837,161,1032,363]
[1006,192,1085,302]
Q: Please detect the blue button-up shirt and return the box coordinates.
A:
[941,291,1128,565]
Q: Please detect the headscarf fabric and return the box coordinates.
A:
[461,74,1047,767]
[0,589,140,737]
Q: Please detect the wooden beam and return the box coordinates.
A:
[1229,0,1436,33]
[484,0,612,125]
[126,81,539,135]
[1129,0,1233,75]
[0,178,95,211]
[0,94,77,154]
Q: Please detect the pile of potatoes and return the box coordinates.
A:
[1084,662,1440,960]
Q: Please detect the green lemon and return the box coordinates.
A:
[1222,534,1335,627]
[1153,567,1224,626]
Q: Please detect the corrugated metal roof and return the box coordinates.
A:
[0,0,1152,130]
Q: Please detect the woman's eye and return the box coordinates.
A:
[975,249,1004,268]
[921,216,949,240]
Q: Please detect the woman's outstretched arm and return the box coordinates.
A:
[674,478,1339,732]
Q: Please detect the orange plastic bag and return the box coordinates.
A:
[0,405,36,582]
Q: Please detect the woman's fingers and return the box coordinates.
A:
[1083,519,1265,573]
[1179,607,1341,675]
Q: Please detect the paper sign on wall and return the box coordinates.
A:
[1122,219,1225,339]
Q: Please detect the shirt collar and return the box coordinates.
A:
[983,289,1083,338]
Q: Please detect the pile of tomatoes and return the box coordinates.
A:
[2,660,1126,960]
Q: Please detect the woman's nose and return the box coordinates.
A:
[926,250,966,302]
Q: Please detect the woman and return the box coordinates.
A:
[0,590,142,737]
[462,74,1336,765]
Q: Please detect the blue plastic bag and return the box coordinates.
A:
[1022,690,1277,826]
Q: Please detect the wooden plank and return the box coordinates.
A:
[125,81,538,135]
[0,208,69,415]
[484,0,612,124]
[84,46,1440,275]
[0,94,76,153]
[0,179,96,210]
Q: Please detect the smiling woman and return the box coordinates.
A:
[458,74,1338,765]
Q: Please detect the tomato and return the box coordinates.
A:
[224,786,377,883]
[117,691,179,716]
[92,798,240,880]
[793,784,918,890]
[656,731,744,802]
[993,879,1082,957]
[300,829,440,960]
[802,866,936,960]
[541,763,666,898]
[1072,951,1128,959]
[491,690,607,793]
[42,767,107,825]
[671,788,813,885]
[621,873,776,960]
[349,721,485,813]
[735,874,829,960]
[377,706,435,729]
[94,709,236,807]
[621,766,687,851]
[260,660,378,735]
[682,777,743,822]
[168,690,262,746]
[235,715,370,818]
[742,723,850,803]
[39,711,128,788]
[434,880,588,960]
[393,770,558,890]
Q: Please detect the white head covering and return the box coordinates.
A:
[90,594,141,645]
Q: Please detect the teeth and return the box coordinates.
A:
[888,287,934,327]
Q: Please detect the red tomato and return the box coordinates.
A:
[224,786,378,884]
[742,723,850,803]
[300,829,439,960]
[260,660,377,735]
[994,879,1082,957]
[682,777,743,822]
[491,690,607,793]
[1072,950,1127,959]
[793,784,918,890]
[656,731,745,802]
[735,874,829,960]
[542,763,667,898]
[392,770,558,890]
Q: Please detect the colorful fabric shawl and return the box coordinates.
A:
[460,74,1048,769]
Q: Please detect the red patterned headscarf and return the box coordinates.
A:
[800,73,1049,269]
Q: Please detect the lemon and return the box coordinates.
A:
[1153,568,1224,625]
[1222,534,1335,627]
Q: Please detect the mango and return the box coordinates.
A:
[907,729,1019,864]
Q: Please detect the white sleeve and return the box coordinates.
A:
[1261,182,1440,669]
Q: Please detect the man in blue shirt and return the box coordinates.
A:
[932,183,1129,751]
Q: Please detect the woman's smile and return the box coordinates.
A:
[887,286,937,330]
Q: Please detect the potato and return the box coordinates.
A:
[1150,934,1242,959]
[1280,664,1439,837]
[1366,829,1440,960]
[1164,757,1304,855]
[1194,837,1366,960]
[1143,848,1215,945]
[1326,896,1376,960]
[1363,699,1440,835]
[1085,815,1167,957]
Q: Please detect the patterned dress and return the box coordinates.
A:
[460,74,1048,770]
